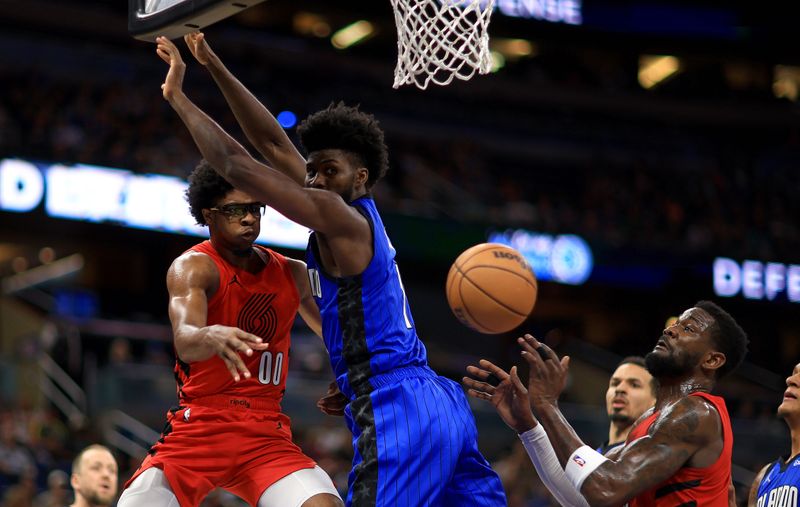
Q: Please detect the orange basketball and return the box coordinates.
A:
[446,243,538,334]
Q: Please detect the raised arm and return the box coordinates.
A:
[518,335,721,507]
[184,32,307,185]
[464,360,589,507]
[167,252,268,381]
[155,36,365,239]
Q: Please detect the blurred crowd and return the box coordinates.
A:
[1,27,799,262]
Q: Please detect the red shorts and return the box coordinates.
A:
[124,395,316,507]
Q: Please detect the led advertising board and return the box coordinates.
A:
[0,158,308,250]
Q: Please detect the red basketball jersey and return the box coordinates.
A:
[174,240,300,406]
[626,392,733,507]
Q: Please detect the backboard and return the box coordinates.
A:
[128,0,268,42]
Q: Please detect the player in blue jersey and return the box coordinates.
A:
[157,34,507,506]
[748,361,800,507]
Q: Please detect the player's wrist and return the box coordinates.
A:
[515,419,538,435]
[205,53,225,72]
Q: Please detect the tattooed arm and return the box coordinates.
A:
[516,334,725,506]
[747,464,770,507]
[535,395,723,507]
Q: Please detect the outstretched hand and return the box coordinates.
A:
[317,380,348,416]
[204,324,269,382]
[155,36,186,101]
[463,359,538,434]
[184,32,215,66]
[517,334,570,407]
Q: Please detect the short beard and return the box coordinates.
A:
[609,413,633,425]
[645,351,693,379]
[339,187,356,203]
[84,490,114,507]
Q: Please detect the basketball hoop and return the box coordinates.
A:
[390,0,496,90]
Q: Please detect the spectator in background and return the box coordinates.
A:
[2,468,38,507]
[0,412,36,488]
[68,444,118,507]
[34,469,72,507]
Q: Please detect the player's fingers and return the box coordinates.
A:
[238,331,267,346]
[518,335,549,366]
[465,364,491,379]
[226,337,255,357]
[462,377,495,394]
[183,33,195,50]
[159,35,175,49]
[561,355,570,370]
[478,359,511,380]
[239,336,269,351]
[509,366,527,394]
[466,388,491,401]
[222,348,251,379]
[156,37,172,52]
[222,356,241,382]
[517,334,539,355]
[519,339,544,368]
[535,341,560,363]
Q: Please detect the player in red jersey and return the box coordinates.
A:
[117,161,343,507]
[465,301,748,507]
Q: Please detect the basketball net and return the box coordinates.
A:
[391,0,496,90]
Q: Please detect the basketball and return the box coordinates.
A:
[446,243,538,334]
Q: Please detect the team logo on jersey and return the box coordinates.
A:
[238,293,278,342]
[183,408,191,421]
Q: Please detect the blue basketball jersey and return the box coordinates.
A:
[305,196,506,507]
[756,454,800,507]
[305,196,428,400]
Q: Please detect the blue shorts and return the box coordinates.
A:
[343,366,506,507]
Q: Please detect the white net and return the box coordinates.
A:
[391,0,496,90]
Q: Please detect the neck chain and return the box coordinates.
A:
[681,383,710,396]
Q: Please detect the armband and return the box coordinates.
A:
[564,445,609,491]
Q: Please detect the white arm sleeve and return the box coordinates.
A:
[519,425,590,507]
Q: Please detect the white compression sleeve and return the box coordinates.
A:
[519,425,590,507]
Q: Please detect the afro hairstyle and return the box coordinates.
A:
[185,159,234,226]
[297,102,389,188]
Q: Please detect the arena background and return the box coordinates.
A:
[1,1,798,505]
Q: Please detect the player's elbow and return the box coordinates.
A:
[173,337,194,363]
[173,332,208,364]
[217,153,255,184]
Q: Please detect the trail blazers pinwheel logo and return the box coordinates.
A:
[238,293,277,342]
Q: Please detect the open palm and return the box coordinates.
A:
[156,36,186,101]
[184,32,214,65]
[464,361,537,433]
